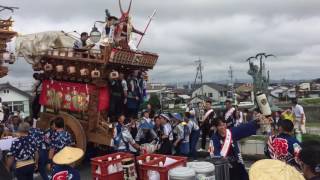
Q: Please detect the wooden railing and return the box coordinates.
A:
[44,46,158,69]
[46,48,105,63]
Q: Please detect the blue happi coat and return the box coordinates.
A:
[265,133,301,168]
[212,121,260,162]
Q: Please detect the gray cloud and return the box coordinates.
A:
[1,0,320,85]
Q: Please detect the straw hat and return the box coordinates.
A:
[249,159,305,180]
[53,146,84,165]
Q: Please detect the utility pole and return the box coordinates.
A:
[228,66,234,101]
[194,59,204,97]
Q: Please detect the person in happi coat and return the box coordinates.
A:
[211,114,265,180]
[224,100,236,128]
[299,140,320,180]
[25,117,49,180]
[128,116,138,139]
[199,100,215,151]
[185,111,200,159]
[126,70,141,118]
[48,117,73,170]
[73,32,95,52]
[135,114,158,145]
[265,119,301,168]
[6,122,39,180]
[153,115,163,142]
[113,114,141,153]
[109,71,126,121]
[158,114,173,155]
[172,113,191,156]
[51,146,83,180]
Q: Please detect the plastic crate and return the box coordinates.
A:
[136,154,187,180]
[91,152,134,180]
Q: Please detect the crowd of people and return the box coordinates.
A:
[0,114,80,180]
[0,95,319,180]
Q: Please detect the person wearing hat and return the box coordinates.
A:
[249,159,305,180]
[265,119,301,169]
[50,146,83,180]
[172,113,191,156]
[185,111,200,159]
[6,122,39,180]
[48,117,73,171]
[211,114,265,180]
[135,111,158,145]
[299,140,320,180]
[158,113,173,155]
[113,114,141,153]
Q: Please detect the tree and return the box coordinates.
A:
[149,94,161,110]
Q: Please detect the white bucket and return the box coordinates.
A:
[169,167,196,180]
[187,162,215,180]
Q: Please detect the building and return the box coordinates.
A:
[191,83,228,103]
[299,82,311,91]
[0,82,32,116]
[235,83,254,103]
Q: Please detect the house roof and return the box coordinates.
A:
[172,88,191,95]
[0,82,32,99]
[236,84,253,93]
[177,95,191,100]
[193,83,228,91]
[190,95,212,102]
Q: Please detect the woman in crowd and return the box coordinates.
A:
[6,122,38,180]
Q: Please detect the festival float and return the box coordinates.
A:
[15,0,158,151]
[0,5,18,78]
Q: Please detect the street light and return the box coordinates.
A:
[89,23,102,43]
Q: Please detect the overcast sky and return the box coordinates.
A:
[1,0,320,87]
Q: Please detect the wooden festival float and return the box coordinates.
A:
[0,6,18,78]
[17,0,158,151]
